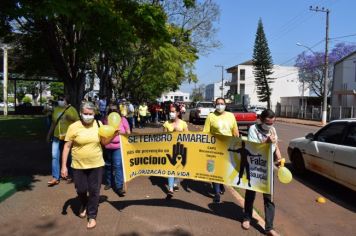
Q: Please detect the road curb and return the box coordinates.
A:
[227,186,265,229]
[276,118,324,127]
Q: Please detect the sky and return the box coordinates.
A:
[179,0,356,94]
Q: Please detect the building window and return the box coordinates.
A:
[240,69,245,81]
[240,84,245,95]
[171,96,173,99]
[185,97,187,99]
[165,96,168,99]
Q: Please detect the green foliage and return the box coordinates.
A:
[49,82,64,99]
[22,96,32,104]
[252,18,274,109]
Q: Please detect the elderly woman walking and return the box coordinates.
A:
[61,102,117,229]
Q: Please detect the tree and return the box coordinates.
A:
[295,43,356,101]
[252,18,274,109]
[49,82,64,100]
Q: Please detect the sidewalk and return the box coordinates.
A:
[0,125,269,236]
[276,117,324,127]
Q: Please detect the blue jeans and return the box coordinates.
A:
[51,137,72,180]
[168,177,179,190]
[104,148,124,190]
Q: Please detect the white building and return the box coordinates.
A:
[205,81,228,102]
[331,51,356,107]
[226,60,307,107]
[160,91,190,102]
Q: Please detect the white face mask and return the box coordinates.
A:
[261,123,273,131]
[58,101,66,107]
[169,112,176,120]
[81,114,94,124]
[216,104,226,113]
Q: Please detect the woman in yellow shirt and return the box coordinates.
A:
[163,105,188,199]
[61,102,117,229]
[203,97,239,203]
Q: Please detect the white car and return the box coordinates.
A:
[288,119,356,191]
[249,106,266,116]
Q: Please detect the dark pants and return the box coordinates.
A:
[244,190,275,232]
[127,117,134,132]
[73,167,103,219]
[140,116,146,128]
[212,183,224,195]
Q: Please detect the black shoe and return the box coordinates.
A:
[213,194,220,203]
[236,179,241,185]
[220,184,225,195]
[116,188,126,197]
[173,185,179,192]
[248,182,251,187]
[104,185,111,190]
[166,190,173,200]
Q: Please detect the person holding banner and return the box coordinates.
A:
[242,109,281,236]
[61,102,118,229]
[163,105,188,199]
[103,105,131,196]
[203,97,239,203]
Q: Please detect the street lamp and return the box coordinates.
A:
[215,65,224,98]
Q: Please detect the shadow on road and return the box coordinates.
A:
[287,163,356,213]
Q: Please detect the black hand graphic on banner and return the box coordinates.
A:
[166,142,187,167]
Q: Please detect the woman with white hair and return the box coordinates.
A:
[61,102,117,229]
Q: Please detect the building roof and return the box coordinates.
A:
[334,51,356,67]
[226,60,254,72]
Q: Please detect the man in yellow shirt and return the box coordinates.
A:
[203,97,239,203]
[46,95,79,186]
[138,102,148,128]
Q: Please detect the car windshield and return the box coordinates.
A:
[226,105,247,112]
[197,103,214,108]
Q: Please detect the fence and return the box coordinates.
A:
[274,105,356,121]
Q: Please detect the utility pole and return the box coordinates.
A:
[310,6,329,125]
[2,46,9,116]
[215,65,224,98]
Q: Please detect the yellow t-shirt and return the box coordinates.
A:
[203,112,238,136]
[139,105,148,116]
[65,120,104,169]
[163,119,188,132]
[52,106,79,139]
[119,104,128,117]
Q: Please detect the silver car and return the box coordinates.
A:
[288,119,356,191]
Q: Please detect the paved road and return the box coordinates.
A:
[188,119,356,236]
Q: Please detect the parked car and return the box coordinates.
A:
[189,101,215,124]
[226,104,257,131]
[248,106,266,116]
[288,119,356,191]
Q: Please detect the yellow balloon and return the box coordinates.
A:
[316,197,326,203]
[278,167,293,184]
[108,112,121,128]
[98,125,115,138]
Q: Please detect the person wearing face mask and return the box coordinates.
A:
[163,105,188,199]
[203,97,239,203]
[61,102,118,229]
[46,95,79,186]
[102,105,131,196]
[242,109,282,236]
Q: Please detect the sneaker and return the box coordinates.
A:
[166,190,174,200]
[104,185,111,190]
[79,205,87,218]
[116,188,126,197]
[266,229,280,236]
[213,194,220,203]
[87,218,96,229]
[47,179,60,187]
[220,184,225,195]
[241,220,250,230]
[173,185,179,192]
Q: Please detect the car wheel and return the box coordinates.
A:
[291,149,306,174]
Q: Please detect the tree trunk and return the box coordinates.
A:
[64,74,85,111]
